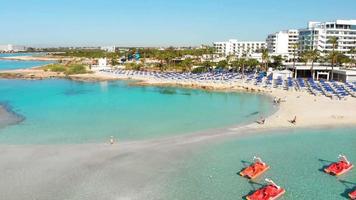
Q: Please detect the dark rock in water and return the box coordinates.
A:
[181,92,191,96]
[0,102,25,128]
[245,111,259,117]
[158,88,192,96]
[158,88,177,95]
[63,89,91,96]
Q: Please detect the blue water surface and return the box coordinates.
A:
[165,127,356,200]
[0,53,52,70]
[0,79,274,144]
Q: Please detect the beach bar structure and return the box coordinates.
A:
[286,63,340,80]
[333,68,356,82]
[286,63,356,82]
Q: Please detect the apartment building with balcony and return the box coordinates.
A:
[266,29,299,60]
[213,39,266,57]
[299,20,356,57]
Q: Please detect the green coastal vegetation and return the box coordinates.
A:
[54,50,119,59]
[42,64,89,75]
[45,41,356,73]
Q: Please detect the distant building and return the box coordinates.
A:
[299,20,356,56]
[201,54,221,62]
[98,58,108,67]
[266,30,299,60]
[101,46,116,53]
[0,44,26,52]
[91,58,110,71]
[213,39,266,57]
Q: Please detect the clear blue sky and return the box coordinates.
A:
[1,0,355,47]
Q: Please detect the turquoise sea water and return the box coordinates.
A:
[0,53,45,58]
[165,128,356,200]
[0,60,53,70]
[0,79,274,144]
[0,53,52,70]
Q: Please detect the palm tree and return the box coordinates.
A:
[241,51,248,78]
[302,49,320,79]
[246,58,259,72]
[349,48,356,68]
[328,36,338,80]
[239,58,247,77]
[271,55,284,70]
[261,48,269,71]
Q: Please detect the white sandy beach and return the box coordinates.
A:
[90,71,356,128]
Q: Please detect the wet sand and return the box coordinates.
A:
[0,125,258,200]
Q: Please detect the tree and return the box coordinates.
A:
[301,49,320,79]
[328,36,338,80]
[179,59,193,72]
[270,55,284,70]
[246,59,260,71]
[226,55,236,63]
[111,58,119,66]
[261,48,269,71]
[234,58,247,74]
[230,60,239,71]
[202,61,214,71]
[349,48,356,68]
[336,52,351,66]
[217,60,228,69]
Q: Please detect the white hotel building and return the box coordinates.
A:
[0,44,26,52]
[299,20,356,57]
[266,29,299,60]
[213,39,266,57]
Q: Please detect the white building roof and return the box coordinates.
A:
[336,20,356,25]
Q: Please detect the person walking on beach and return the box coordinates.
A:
[109,136,116,145]
[289,116,297,125]
[256,117,265,125]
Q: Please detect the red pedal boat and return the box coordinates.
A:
[324,155,353,176]
[349,189,356,200]
[246,179,285,200]
[240,156,270,179]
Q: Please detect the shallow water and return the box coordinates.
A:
[0,53,45,58]
[0,60,53,70]
[0,53,52,70]
[165,127,356,199]
[0,79,274,144]
[0,102,25,128]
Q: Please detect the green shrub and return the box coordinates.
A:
[45,64,66,72]
[44,64,88,75]
[65,64,87,75]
